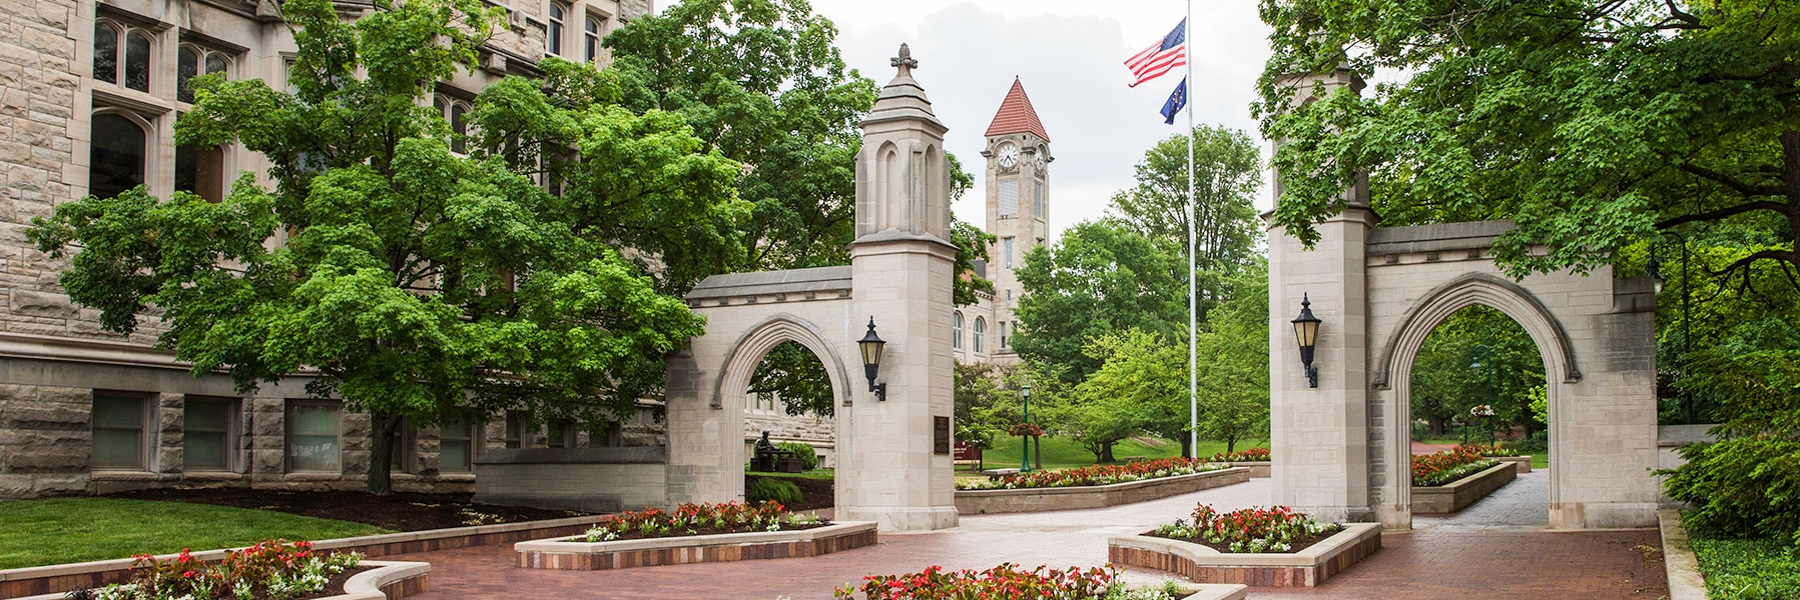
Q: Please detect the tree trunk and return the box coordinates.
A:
[1428,413,1446,437]
[1099,441,1116,463]
[1179,435,1192,459]
[1032,436,1042,470]
[366,412,403,495]
[1225,436,1237,453]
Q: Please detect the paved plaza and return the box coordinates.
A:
[389,471,1667,599]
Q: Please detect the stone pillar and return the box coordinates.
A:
[835,44,959,531]
[1267,67,1378,524]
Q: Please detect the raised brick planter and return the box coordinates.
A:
[954,467,1250,515]
[515,521,877,570]
[0,515,598,599]
[1227,461,1271,478]
[1412,461,1516,514]
[1495,455,1532,473]
[11,561,430,600]
[1108,523,1381,587]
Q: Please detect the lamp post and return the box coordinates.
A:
[1019,380,1033,473]
[1472,345,1496,447]
[1647,231,1693,422]
[1291,294,1322,388]
[857,317,887,401]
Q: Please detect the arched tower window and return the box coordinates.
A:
[547,3,568,57]
[177,44,233,103]
[94,20,154,93]
[584,16,603,62]
[952,312,964,350]
[973,317,986,354]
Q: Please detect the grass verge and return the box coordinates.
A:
[1689,536,1800,600]
[0,497,389,569]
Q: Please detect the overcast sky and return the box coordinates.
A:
[802,0,1276,240]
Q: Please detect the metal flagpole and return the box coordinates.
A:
[1185,0,1198,459]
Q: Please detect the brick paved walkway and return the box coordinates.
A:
[388,473,1666,599]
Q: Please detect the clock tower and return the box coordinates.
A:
[980,78,1051,362]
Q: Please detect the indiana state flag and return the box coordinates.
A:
[1161,77,1187,124]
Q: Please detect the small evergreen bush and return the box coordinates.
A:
[747,478,803,505]
[1661,437,1800,545]
[777,442,819,470]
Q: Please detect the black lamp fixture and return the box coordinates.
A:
[1291,294,1322,388]
[858,317,888,401]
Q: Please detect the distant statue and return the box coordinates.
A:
[752,430,797,472]
[755,430,780,456]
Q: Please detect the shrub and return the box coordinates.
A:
[833,563,1179,600]
[1690,536,1800,600]
[87,540,359,600]
[1661,437,1800,545]
[956,457,1227,490]
[1515,431,1548,453]
[776,442,819,470]
[748,478,803,506]
[1151,504,1338,553]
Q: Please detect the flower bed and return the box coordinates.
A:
[1109,505,1381,588]
[957,457,1228,490]
[1412,461,1517,514]
[1205,448,1270,463]
[69,540,362,600]
[832,563,1241,600]
[1411,446,1501,486]
[954,467,1249,514]
[1147,505,1342,554]
[573,501,827,542]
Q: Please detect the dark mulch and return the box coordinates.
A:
[108,488,590,532]
[1144,525,1345,554]
[746,474,834,512]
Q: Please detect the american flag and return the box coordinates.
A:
[1125,18,1187,88]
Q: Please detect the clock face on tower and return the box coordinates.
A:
[996,142,1019,169]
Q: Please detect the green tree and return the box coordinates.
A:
[1410,306,1546,441]
[747,342,833,417]
[26,0,740,493]
[1108,125,1263,321]
[1191,263,1272,453]
[1256,0,1799,285]
[1013,220,1186,386]
[1073,329,1186,459]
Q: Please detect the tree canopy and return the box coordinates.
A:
[1012,220,1186,386]
[1257,0,1799,287]
[28,0,742,493]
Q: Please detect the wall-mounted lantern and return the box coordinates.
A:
[1291,294,1322,388]
[858,317,888,401]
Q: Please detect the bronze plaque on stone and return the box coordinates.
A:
[933,416,951,455]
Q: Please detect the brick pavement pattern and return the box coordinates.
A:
[388,475,1667,599]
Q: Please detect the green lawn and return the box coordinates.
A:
[966,436,1270,471]
[1690,535,1800,600]
[0,497,390,569]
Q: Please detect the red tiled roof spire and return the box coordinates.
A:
[984,78,1050,142]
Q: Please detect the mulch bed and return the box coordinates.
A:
[746,474,834,512]
[107,488,589,532]
[1144,525,1345,554]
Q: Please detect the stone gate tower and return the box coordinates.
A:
[836,44,961,530]
[980,78,1052,360]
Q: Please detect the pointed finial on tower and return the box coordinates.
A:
[891,43,918,79]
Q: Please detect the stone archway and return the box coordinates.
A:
[1372,273,1579,529]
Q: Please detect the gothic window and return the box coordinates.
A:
[435,94,472,154]
[548,3,568,57]
[89,112,148,199]
[584,15,604,62]
[973,317,986,354]
[999,179,1019,216]
[1003,237,1014,269]
[94,20,153,93]
[177,45,232,103]
[952,311,964,350]
[175,143,226,202]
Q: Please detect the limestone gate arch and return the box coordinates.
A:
[663,45,960,532]
[1268,73,1661,530]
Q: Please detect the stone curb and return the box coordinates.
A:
[1658,509,1708,600]
[1412,461,1516,514]
[954,467,1250,514]
[9,560,431,600]
[1109,523,1381,587]
[516,521,878,570]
